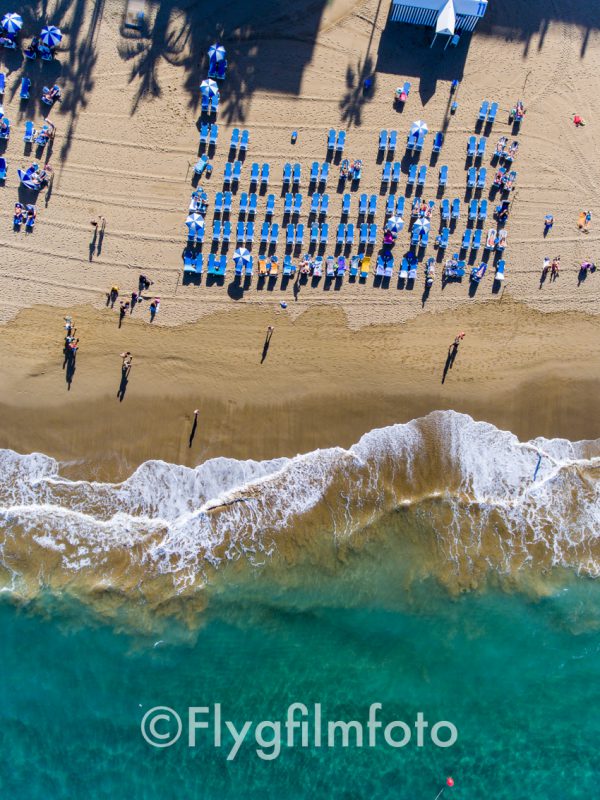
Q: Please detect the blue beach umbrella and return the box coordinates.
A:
[40,25,62,48]
[410,120,429,137]
[17,168,40,190]
[208,43,226,63]
[386,215,404,233]
[200,78,219,98]
[413,217,431,236]
[233,247,251,267]
[2,13,22,34]
[186,212,204,237]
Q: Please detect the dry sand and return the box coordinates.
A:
[0,0,600,471]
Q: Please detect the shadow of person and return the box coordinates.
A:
[96,218,106,255]
[442,343,459,384]
[188,411,199,448]
[261,327,274,363]
[89,226,98,261]
[65,351,76,390]
[117,365,131,401]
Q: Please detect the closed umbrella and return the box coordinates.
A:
[386,215,404,233]
[2,13,22,34]
[413,217,431,236]
[233,247,251,267]
[410,120,429,137]
[186,212,205,237]
[200,78,219,98]
[208,44,226,63]
[40,25,62,47]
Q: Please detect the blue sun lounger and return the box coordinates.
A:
[200,123,209,144]
[478,199,488,221]
[283,255,294,276]
[411,227,419,246]
[20,77,31,100]
[270,223,279,244]
[478,100,489,121]
[232,160,242,183]
[467,167,476,188]
[265,194,274,216]
[441,198,450,221]
[320,223,328,243]
[342,194,351,215]
[472,228,482,250]
[396,196,405,216]
[283,163,291,184]
[223,191,232,213]
[183,250,195,273]
[346,223,354,244]
[248,193,257,215]
[310,193,319,214]
[495,259,505,280]
[368,195,377,217]
[327,129,335,150]
[368,224,377,244]
[437,227,449,249]
[206,254,217,275]
[286,223,295,245]
[246,221,254,242]
[230,128,239,149]
[392,162,401,183]
[296,224,304,246]
[209,124,218,146]
[320,162,329,185]
[239,192,248,214]
[223,162,233,185]
[407,164,417,185]
[212,219,221,242]
[211,94,219,114]
[0,157,7,180]
[379,130,388,152]
[388,130,397,153]
[222,220,231,242]
[349,255,360,277]
[461,228,472,249]
[240,129,249,150]
[293,193,302,215]
[477,137,486,158]
[284,193,293,214]
[451,198,460,220]
[310,223,318,243]
[261,222,270,243]
[466,136,476,158]
[337,224,345,245]
[417,165,427,186]
[439,165,448,187]
[432,131,443,153]
[487,102,498,124]
[359,194,367,215]
[407,133,417,152]
[336,130,346,152]
[386,194,395,215]
[469,199,477,221]
[293,163,301,185]
[320,194,329,216]
[477,167,487,189]
[310,162,319,183]
[23,121,35,142]
[360,223,368,244]
[0,73,5,95]
[249,162,259,184]
[236,221,245,242]
[416,133,425,152]
[261,163,269,185]
[194,154,209,175]
[201,95,209,112]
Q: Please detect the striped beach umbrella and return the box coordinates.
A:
[208,43,226,63]
[233,247,251,267]
[186,212,205,237]
[40,25,62,47]
[200,78,219,98]
[410,120,429,137]
[2,13,22,34]
[386,215,404,233]
[413,217,431,235]
[17,168,40,190]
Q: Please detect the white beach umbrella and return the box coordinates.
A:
[186,212,205,236]
[233,247,251,267]
[200,78,219,98]
[386,215,404,233]
[40,25,62,47]
[2,13,22,34]
[410,120,429,137]
[208,43,226,63]
[413,217,431,235]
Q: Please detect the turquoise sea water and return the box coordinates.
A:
[2,576,599,800]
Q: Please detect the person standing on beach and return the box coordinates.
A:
[261,326,274,363]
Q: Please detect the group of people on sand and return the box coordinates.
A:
[14,202,36,227]
[578,210,592,232]
[107,274,160,323]
[542,256,561,282]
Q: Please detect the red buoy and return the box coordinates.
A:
[446,777,455,787]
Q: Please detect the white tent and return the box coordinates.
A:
[430,0,456,47]
[390,0,487,34]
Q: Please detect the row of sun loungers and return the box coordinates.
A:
[460,227,507,252]
[466,136,487,159]
[478,100,498,124]
[327,129,346,152]
[199,123,218,146]
[229,128,249,151]
[467,167,487,189]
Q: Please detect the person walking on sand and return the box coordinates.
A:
[584,211,592,232]
[149,297,160,322]
[120,351,133,369]
[453,331,465,348]
[107,285,119,308]
[261,326,274,364]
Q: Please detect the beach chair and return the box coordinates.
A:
[284,192,293,215]
[468,199,478,221]
[240,129,249,151]
[439,165,448,188]
[320,162,329,185]
[392,162,401,183]
[320,223,329,244]
[223,191,232,214]
[249,162,259,184]
[472,228,482,250]
[199,123,209,145]
[360,223,368,244]
[417,165,427,186]
[205,253,216,274]
[296,223,304,245]
[313,255,323,277]
[451,198,460,220]
[320,194,329,216]
[201,95,209,112]
[265,194,275,216]
[183,250,195,274]
[382,162,391,183]
[437,227,449,249]
[441,198,450,221]
[461,228,472,249]
[342,193,351,215]
[407,164,417,185]
[0,73,4,95]
[399,258,409,280]
[0,157,6,180]
[293,163,301,185]
[495,259,506,280]
[375,255,385,277]
[432,132,444,153]
[336,130,346,152]
[411,226,420,246]
[411,197,420,217]
[239,192,249,214]
[496,229,507,250]
[420,228,429,247]
[485,228,497,249]
[477,168,487,189]
[368,224,377,244]
[406,133,417,152]
[477,137,486,159]
[212,219,222,242]
[478,200,488,221]
[379,130,388,152]
[230,128,240,150]
[246,221,254,242]
[487,102,498,124]
[478,100,489,121]
[368,195,377,217]
[223,162,233,185]
[283,255,294,276]
[346,223,354,244]
[194,154,209,175]
[236,221,245,243]
[286,223,295,245]
[360,257,371,278]
[310,162,319,183]
[261,222,270,243]
[194,254,203,274]
[20,78,31,100]
[249,194,258,216]
[326,255,335,277]
[310,193,319,215]
[396,196,405,216]
[466,136,476,158]
[386,194,395,216]
[222,220,231,242]
[327,129,336,150]
[336,224,345,245]
[416,132,426,152]
[260,163,269,185]
[310,223,319,244]
[389,130,397,153]
[211,94,220,114]
[283,163,292,184]
[258,256,268,276]
[232,160,242,183]
[209,124,218,146]
[244,256,253,276]
[349,255,360,277]
[293,193,302,215]
[384,257,394,278]
[408,261,418,280]
[270,223,279,244]
[235,256,244,277]
[23,121,35,143]
[467,167,476,188]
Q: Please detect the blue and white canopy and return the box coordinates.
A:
[200,78,219,98]
[185,212,205,236]
[413,217,431,235]
[17,168,40,190]
[233,247,251,266]
[386,215,404,233]
[410,120,429,137]
[208,43,226,63]
[40,25,62,47]
[2,13,22,34]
